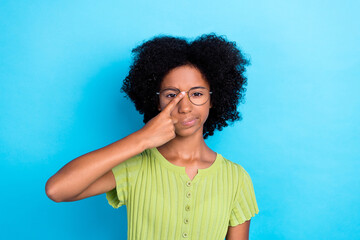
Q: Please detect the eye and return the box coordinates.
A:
[191,92,203,97]
[165,93,177,98]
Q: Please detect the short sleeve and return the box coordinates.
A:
[106,152,144,209]
[229,166,259,226]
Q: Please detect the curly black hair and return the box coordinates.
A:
[121,33,250,139]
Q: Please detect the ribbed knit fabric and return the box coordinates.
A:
[106,147,259,240]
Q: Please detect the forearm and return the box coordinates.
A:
[45,130,148,202]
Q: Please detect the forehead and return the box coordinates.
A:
[160,65,209,90]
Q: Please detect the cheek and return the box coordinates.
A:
[158,101,167,110]
[199,107,211,123]
[202,112,210,123]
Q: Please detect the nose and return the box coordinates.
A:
[177,93,193,113]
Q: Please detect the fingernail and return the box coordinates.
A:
[181,91,185,96]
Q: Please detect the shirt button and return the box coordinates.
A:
[186,181,191,187]
[185,205,190,211]
[182,232,188,238]
[186,192,191,198]
[184,218,189,224]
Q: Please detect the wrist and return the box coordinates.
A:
[132,129,149,152]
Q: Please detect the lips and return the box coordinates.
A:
[180,118,197,126]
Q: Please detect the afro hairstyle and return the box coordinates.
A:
[121,33,250,139]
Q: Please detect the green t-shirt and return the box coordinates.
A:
[106,147,259,239]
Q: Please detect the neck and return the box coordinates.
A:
[157,129,210,161]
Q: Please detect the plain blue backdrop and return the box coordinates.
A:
[1,0,359,239]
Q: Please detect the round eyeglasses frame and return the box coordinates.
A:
[156,87,213,106]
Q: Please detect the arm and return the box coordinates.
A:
[45,92,186,203]
[226,220,250,240]
[61,170,115,202]
[45,130,147,202]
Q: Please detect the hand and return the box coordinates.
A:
[138,91,186,149]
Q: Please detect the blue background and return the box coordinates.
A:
[1,0,359,239]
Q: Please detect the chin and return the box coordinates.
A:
[175,124,203,137]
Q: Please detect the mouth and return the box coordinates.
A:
[180,118,197,126]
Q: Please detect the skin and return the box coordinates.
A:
[45,64,250,239]
[156,64,216,180]
[157,65,251,239]
[226,220,250,240]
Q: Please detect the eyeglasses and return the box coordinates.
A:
[156,87,212,106]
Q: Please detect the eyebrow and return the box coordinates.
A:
[161,86,207,91]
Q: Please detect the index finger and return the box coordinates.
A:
[163,91,186,115]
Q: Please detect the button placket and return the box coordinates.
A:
[182,180,193,238]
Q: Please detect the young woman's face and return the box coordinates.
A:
[158,64,212,137]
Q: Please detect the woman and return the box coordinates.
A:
[45,33,259,240]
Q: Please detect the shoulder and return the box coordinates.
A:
[112,150,146,177]
[220,155,253,185]
[221,155,248,174]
